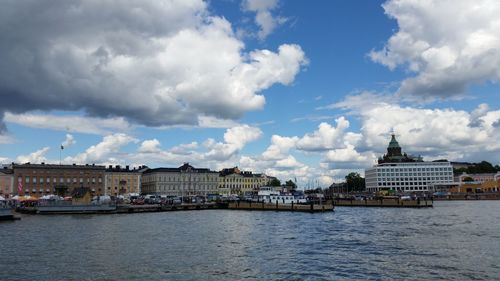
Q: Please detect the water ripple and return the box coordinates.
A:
[1,201,500,280]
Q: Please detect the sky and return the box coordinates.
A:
[0,0,499,188]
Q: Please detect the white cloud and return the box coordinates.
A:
[4,113,132,135]
[61,134,75,148]
[296,117,356,151]
[65,133,138,164]
[333,93,500,162]
[242,0,287,40]
[0,0,306,131]
[262,135,298,160]
[129,125,262,171]
[16,147,50,164]
[370,0,500,99]
[138,139,162,153]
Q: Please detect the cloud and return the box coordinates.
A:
[0,0,306,132]
[65,133,138,164]
[295,117,356,151]
[370,0,500,99]
[4,112,132,135]
[129,125,263,170]
[16,147,50,164]
[334,93,500,162]
[138,139,162,154]
[242,0,287,40]
[61,134,75,148]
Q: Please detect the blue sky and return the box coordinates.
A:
[1,0,499,187]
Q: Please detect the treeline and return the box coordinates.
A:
[454,161,500,174]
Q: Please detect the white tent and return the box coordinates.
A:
[0,195,5,201]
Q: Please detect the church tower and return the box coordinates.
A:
[386,134,402,157]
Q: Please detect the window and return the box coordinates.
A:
[25,177,30,183]
[33,177,37,184]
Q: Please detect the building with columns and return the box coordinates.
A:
[141,163,219,196]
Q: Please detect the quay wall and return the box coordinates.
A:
[333,198,432,208]
[228,201,333,212]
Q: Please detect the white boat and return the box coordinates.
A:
[254,187,307,204]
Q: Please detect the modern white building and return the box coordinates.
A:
[366,162,454,192]
[365,134,453,192]
[141,163,219,196]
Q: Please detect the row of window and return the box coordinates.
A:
[221,177,264,183]
[378,177,452,182]
[156,184,217,191]
[377,167,452,172]
[20,176,102,184]
[378,172,452,177]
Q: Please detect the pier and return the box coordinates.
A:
[228,201,333,212]
[333,198,433,208]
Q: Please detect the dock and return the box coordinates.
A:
[333,198,433,208]
[116,203,222,213]
[228,201,333,212]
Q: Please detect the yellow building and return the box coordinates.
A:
[104,165,142,196]
[452,173,500,193]
[218,167,270,196]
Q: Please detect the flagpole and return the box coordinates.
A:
[60,145,63,165]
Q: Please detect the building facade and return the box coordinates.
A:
[0,167,14,198]
[366,135,453,192]
[141,163,218,196]
[218,167,270,196]
[454,172,500,193]
[104,165,143,196]
[12,163,105,196]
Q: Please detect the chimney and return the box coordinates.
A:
[126,165,129,170]
[108,165,112,169]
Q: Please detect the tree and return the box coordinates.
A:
[345,172,365,192]
[285,179,297,189]
[462,176,474,182]
[269,178,281,187]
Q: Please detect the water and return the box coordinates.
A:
[1,201,500,280]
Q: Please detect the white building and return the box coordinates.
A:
[141,163,219,196]
[365,134,453,192]
[366,162,454,192]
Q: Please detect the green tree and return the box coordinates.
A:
[269,178,281,187]
[285,179,297,189]
[345,172,365,192]
[462,176,474,182]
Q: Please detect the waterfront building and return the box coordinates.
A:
[453,172,500,193]
[141,163,219,196]
[0,167,14,198]
[104,165,143,196]
[12,163,106,196]
[365,134,454,192]
[218,167,270,196]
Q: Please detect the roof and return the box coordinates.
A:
[388,134,401,149]
[13,163,105,170]
[143,163,217,174]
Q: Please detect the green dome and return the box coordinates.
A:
[388,134,400,148]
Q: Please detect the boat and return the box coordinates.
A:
[37,200,117,214]
[254,187,308,204]
[0,197,18,221]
